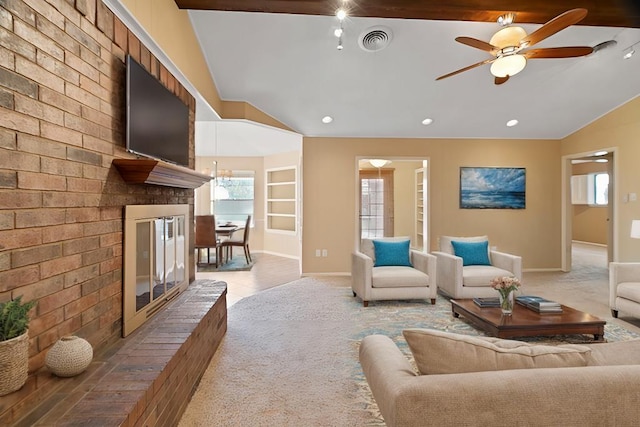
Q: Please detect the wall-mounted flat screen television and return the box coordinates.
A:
[126,55,190,167]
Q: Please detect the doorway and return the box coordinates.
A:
[355,158,429,250]
[562,149,617,271]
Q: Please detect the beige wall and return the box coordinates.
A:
[303,138,561,274]
[571,162,609,244]
[562,96,640,262]
[119,0,222,114]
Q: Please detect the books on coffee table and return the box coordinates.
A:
[473,297,501,308]
[516,295,563,313]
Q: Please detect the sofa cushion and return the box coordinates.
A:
[585,339,640,366]
[372,266,429,288]
[361,236,411,262]
[403,328,593,375]
[463,265,514,287]
[451,240,491,266]
[615,282,640,301]
[372,239,412,267]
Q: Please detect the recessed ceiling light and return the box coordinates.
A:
[322,116,333,124]
[421,118,433,125]
[506,119,519,127]
[594,151,608,156]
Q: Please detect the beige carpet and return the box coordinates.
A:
[179,253,640,426]
[178,276,370,426]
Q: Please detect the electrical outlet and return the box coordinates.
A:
[630,193,638,202]
[322,249,328,257]
[315,249,321,257]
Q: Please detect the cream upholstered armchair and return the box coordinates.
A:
[609,262,640,318]
[433,235,522,299]
[351,236,437,307]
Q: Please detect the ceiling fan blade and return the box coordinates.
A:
[455,36,498,53]
[521,8,588,48]
[495,75,509,85]
[524,46,594,59]
[435,58,495,81]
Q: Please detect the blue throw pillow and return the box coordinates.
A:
[373,239,412,267]
[451,240,491,266]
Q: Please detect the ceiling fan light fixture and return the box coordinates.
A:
[490,54,526,78]
[489,26,526,49]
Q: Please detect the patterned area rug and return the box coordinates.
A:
[179,276,640,426]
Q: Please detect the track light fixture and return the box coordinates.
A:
[334,7,347,50]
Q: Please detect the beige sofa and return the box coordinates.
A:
[360,333,640,427]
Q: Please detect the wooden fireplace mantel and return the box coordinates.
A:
[113,158,212,189]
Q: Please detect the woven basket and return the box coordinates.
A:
[0,331,29,396]
[45,336,93,377]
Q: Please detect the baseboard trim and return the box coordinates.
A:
[255,250,300,260]
[572,240,607,248]
[301,272,350,277]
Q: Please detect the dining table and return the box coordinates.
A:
[216,224,240,237]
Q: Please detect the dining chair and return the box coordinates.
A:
[220,215,252,264]
[194,215,222,267]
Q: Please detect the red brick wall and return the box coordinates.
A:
[0,0,197,375]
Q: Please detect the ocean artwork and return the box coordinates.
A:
[460,167,526,209]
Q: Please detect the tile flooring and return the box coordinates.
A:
[195,250,301,306]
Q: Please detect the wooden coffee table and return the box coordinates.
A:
[451,299,606,341]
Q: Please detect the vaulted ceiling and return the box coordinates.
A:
[177,0,640,154]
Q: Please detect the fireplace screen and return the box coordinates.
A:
[124,205,189,337]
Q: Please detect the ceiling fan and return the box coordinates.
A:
[436,8,594,85]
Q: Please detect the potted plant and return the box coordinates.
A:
[0,296,36,396]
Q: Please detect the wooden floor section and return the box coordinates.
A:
[195,251,301,306]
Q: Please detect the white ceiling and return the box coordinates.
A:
[189,10,640,145]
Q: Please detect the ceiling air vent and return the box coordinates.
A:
[358,26,393,52]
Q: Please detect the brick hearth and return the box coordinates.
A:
[9,280,227,426]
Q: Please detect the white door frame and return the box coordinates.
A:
[354,157,430,252]
[561,147,618,271]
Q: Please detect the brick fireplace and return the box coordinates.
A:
[122,204,190,337]
[0,1,222,424]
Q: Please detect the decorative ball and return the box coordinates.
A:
[45,336,93,377]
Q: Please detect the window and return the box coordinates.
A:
[211,171,255,223]
[359,169,394,239]
[593,173,609,206]
[571,173,609,206]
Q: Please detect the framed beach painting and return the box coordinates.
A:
[460,167,526,209]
